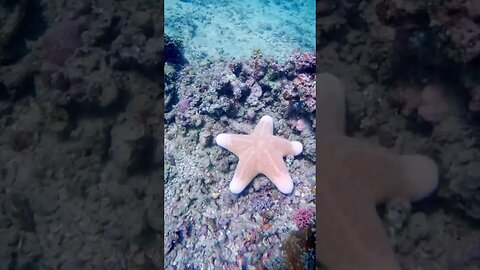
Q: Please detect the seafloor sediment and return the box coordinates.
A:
[164,0,315,63]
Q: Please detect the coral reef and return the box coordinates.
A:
[164,35,189,66]
[395,83,459,123]
[165,51,317,137]
[163,51,316,266]
[162,18,316,265]
[315,0,480,269]
[0,1,164,269]
[0,0,478,269]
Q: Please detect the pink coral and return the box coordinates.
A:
[176,98,191,113]
[289,119,307,132]
[417,84,451,123]
[288,52,316,73]
[293,207,315,229]
[396,84,453,123]
[291,73,316,113]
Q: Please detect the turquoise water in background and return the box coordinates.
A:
[165,0,315,63]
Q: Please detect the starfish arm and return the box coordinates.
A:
[317,191,401,270]
[215,134,252,156]
[320,136,438,203]
[252,115,274,136]
[337,137,438,203]
[229,151,259,194]
[260,154,294,194]
[397,154,439,201]
[270,136,303,156]
[317,73,346,135]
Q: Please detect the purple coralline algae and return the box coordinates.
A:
[293,206,315,229]
[38,16,92,67]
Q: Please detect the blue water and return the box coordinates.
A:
[165,0,315,63]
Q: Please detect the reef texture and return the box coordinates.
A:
[313,0,480,269]
[0,1,164,269]
[164,50,317,268]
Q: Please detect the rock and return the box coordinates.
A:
[317,0,337,17]
[0,0,27,49]
[164,35,189,66]
[466,0,480,20]
[38,16,91,67]
[441,17,480,63]
[9,130,33,152]
[6,193,35,232]
[0,101,12,118]
[129,10,153,34]
[407,212,429,242]
[48,108,70,134]
[98,79,119,108]
[468,86,480,112]
[110,118,150,172]
[147,204,163,233]
[417,84,452,123]
[385,197,411,230]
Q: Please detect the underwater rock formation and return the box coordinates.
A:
[164,35,189,66]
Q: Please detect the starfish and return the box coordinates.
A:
[215,115,303,194]
[315,73,439,270]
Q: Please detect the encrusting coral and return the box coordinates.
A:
[315,73,439,270]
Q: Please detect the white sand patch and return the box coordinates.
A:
[165,0,315,63]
